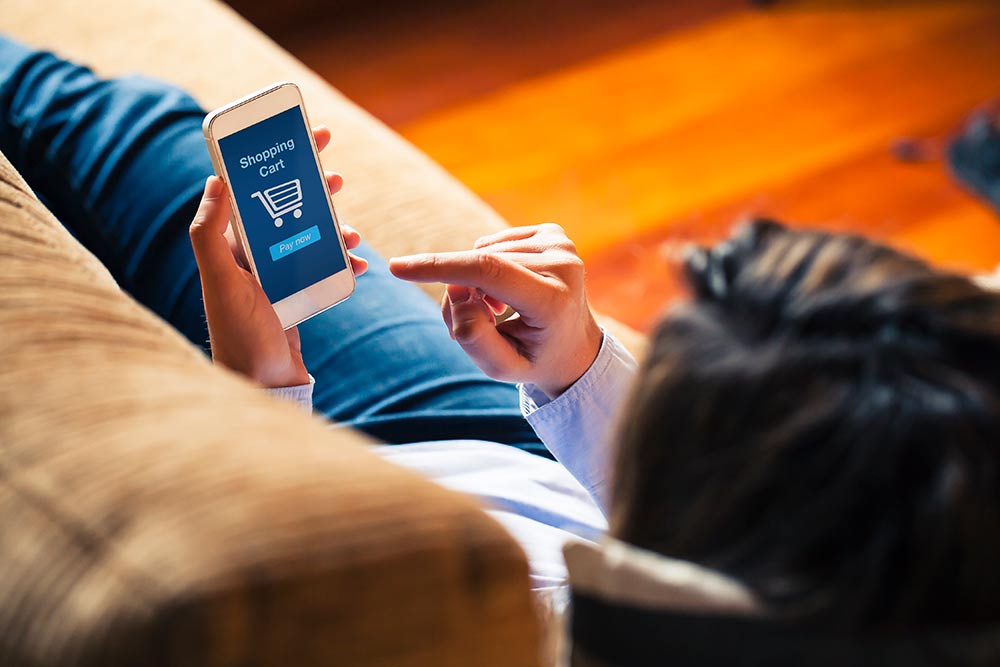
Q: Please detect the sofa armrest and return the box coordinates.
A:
[0,154,540,665]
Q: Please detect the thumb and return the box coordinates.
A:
[189,176,242,286]
[447,286,527,380]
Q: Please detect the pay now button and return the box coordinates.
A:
[270,225,321,261]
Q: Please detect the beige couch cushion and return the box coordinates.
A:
[0,2,642,661]
[0,152,540,664]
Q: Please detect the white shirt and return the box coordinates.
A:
[269,333,638,590]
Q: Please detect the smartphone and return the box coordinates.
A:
[203,82,355,329]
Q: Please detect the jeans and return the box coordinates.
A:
[0,37,548,456]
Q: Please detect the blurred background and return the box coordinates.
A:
[226,0,1000,331]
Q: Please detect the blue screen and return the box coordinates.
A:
[218,106,346,303]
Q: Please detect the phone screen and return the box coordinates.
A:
[218,106,346,304]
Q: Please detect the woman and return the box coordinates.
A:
[4,36,999,654]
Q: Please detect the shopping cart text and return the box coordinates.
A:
[239,138,295,178]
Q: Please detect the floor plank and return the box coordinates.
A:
[270,0,743,126]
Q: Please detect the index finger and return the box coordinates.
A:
[389,251,551,320]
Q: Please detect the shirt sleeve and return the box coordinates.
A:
[263,375,315,414]
[519,331,638,514]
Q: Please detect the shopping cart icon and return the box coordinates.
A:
[251,179,303,228]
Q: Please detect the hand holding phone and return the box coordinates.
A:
[190,127,367,389]
[203,82,356,330]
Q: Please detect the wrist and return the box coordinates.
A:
[260,354,311,388]
[537,316,604,399]
[265,365,311,389]
[214,354,310,389]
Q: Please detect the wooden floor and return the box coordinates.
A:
[258,0,1000,331]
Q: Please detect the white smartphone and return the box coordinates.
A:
[203,82,355,329]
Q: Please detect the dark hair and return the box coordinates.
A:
[611,220,1000,631]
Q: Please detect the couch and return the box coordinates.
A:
[0,0,643,665]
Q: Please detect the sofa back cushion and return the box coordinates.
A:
[0,151,540,666]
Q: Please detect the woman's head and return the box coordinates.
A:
[611,220,1000,630]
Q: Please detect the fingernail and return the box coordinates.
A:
[448,285,474,303]
[205,176,222,197]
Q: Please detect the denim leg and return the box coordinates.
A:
[0,40,210,347]
[0,37,548,455]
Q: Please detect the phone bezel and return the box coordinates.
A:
[203,82,355,330]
